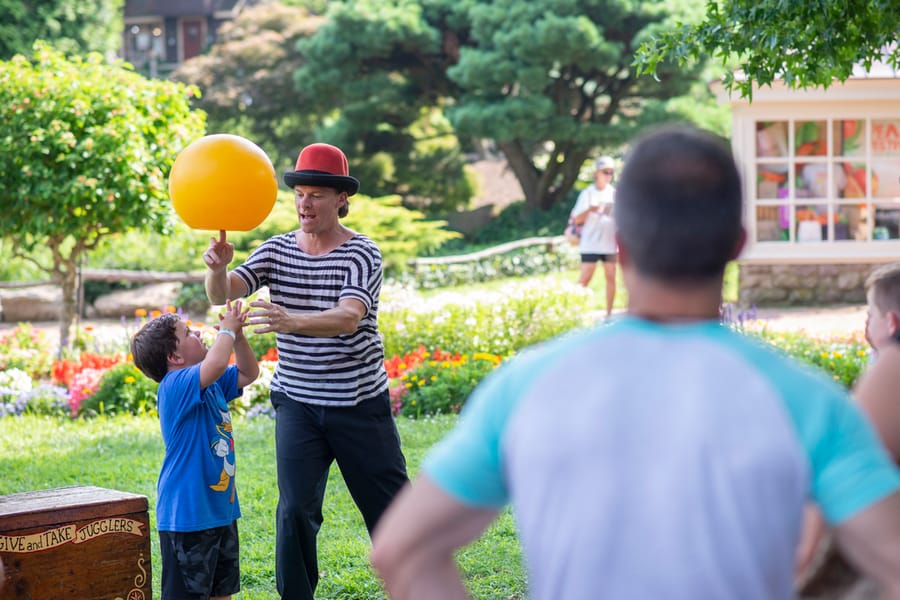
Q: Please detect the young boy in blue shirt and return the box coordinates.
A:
[132,300,259,600]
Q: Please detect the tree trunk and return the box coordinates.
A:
[498,140,542,211]
[58,266,78,356]
[500,140,595,212]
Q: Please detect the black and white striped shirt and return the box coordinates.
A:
[233,232,388,406]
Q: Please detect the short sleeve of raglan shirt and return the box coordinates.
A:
[423,331,900,523]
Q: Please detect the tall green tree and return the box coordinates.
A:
[0,0,124,60]
[173,0,474,214]
[635,0,900,98]
[171,3,325,169]
[298,0,704,211]
[0,43,205,347]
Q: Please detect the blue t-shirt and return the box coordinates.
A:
[424,317,900,600]
[156,363,242,532]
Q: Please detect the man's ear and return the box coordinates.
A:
[887,311,900,338]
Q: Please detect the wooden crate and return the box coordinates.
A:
[0,486,151,600]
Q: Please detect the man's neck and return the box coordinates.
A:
[625,274,723,323]
[296,226,353,256]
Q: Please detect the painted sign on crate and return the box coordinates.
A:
[0,486,151,600]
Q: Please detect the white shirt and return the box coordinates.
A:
[423,318,900,600]
[571,184,616,254]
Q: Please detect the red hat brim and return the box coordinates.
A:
[283,170,360,195]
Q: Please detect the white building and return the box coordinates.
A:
[714,63,900,305]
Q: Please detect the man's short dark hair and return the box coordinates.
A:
[130,313,180,383]
[615,124,743,282]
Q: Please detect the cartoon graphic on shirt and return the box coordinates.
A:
[209,409,236,502]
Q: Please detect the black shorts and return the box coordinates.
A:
[581,253,617,264]
[159,521,240,600]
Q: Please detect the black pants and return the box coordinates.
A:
[271,390,408,600]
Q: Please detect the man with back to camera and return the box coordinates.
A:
[369,125,900,600]
[202,142,408,600]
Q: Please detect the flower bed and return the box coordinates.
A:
[0,292,872,420]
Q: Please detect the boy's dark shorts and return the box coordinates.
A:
[580,253,617,264]
[159,521,240,600]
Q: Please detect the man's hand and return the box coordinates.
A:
[203,230,234,272]
[248,300,291,334]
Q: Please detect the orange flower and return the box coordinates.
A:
[135,308,148,318]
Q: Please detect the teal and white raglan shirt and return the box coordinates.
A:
[423,317,900,600]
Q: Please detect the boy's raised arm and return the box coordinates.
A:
[199,299,247,389]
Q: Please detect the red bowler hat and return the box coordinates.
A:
[283,143,360,195]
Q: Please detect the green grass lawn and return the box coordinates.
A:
[0,263,742,598]
[0,414,525,599]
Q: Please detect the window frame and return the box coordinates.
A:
[735,105,900,263]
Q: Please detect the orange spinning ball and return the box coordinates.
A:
[169,134,278,231]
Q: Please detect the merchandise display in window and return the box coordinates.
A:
[752,118,900,244]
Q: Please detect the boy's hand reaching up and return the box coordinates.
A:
[217,299,247,337]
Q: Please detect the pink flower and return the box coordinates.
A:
[389,384,409,416]
[67,368,104,416]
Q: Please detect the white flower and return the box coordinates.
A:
[0,368,33,397]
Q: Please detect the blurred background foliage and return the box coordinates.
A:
[0,0,732,302]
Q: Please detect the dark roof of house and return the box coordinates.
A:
[125,0,243,18]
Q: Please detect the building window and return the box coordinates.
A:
[753,118,900,244]
[124,22,164,74]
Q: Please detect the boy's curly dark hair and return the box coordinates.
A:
[130,313,181,383]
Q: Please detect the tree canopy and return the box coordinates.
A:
[0,0,124,60]
[298,0,710,211]
[0,43,205,346]
[635,0,900,98]
[171,3,325,168]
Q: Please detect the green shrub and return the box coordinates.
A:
[79,362,158,417]
[175,282,212,317]
[83,191,459,280]
[231,360,276,419]
[379,278,594,357]
[396,352,501,418]
[752,329,869,388]
[89,221,210,273]
[401,243,579,289]
[245,331,278,361]
[0,323,54,380]
[345,195,460,274]
[20,384,71,417]
[438,196,575,250]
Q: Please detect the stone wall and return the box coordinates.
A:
[738,262,879,306]
[0,282,184,323]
